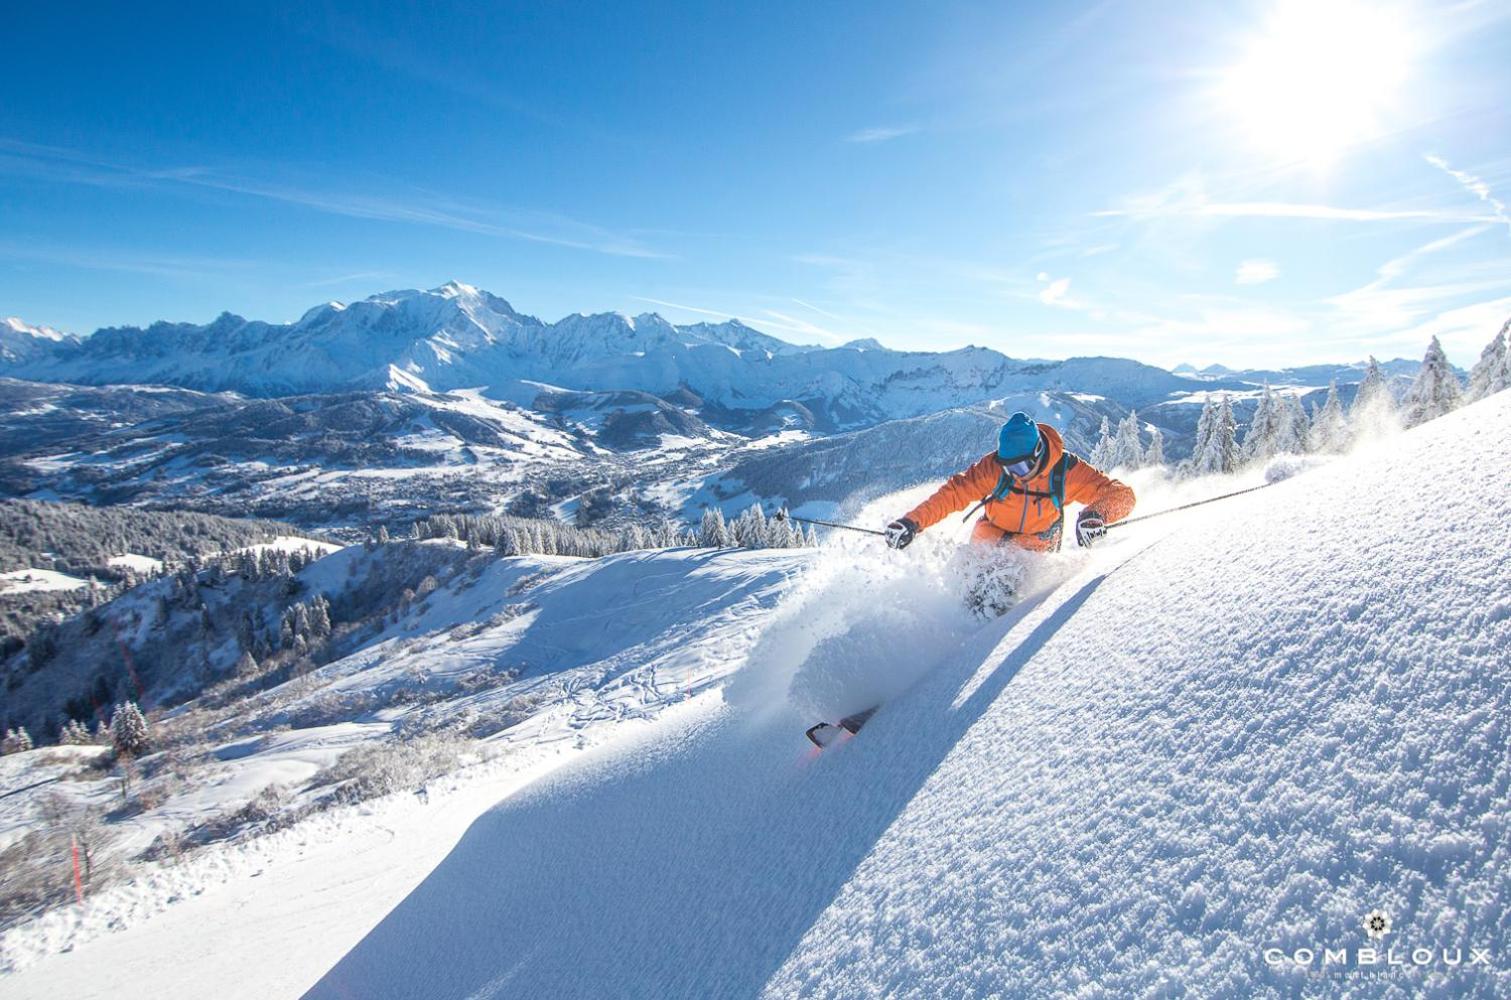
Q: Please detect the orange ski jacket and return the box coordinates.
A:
[903,423,1135,551]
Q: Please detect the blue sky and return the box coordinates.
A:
[3,0,1509,368]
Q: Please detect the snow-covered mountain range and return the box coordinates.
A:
[0,282,1448,539]
[2,282,1218,429]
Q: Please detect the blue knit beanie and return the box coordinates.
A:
[997,412,1041,461]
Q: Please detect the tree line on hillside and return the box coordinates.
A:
[410,504,815,556]
[0,500,304,646]
[0,500,291,574]
[1088,327,1509,478]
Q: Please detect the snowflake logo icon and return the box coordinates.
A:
[1363,910,1392,940]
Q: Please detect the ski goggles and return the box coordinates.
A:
[998,439,1045,477]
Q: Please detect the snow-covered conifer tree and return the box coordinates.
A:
[1143,426,1165,468]
[1088,416,1115,469]
[1465,320,1509,401]
[699,508,729,548]
[1308,380,1348,453]
[1241,384,1280,464]
[1178,397,1214,479]
[623,524,647,550]
[311,596,332,640]
[732,504,769,548]
[1401,336,1463,428]
[1191,394,1238,475]
[1351,356,1396,428]
[109,702,150,757]
[1110,412,1143,470]
[1273,392,1309,455]
[1,727,33,754]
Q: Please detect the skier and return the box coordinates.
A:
[883,412,1136,553]
[808,413,1138,749]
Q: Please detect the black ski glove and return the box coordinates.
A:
[1075,510,1107,548]
[885,517,918,550]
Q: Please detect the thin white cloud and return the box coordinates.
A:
[1375,224,1489,282]
[1425,153,1511,235]
[1325,224,1509,336]
[1235,259,1279,285]
[629,296,848,346]
[1328,277,1511,334]
[844,125,918,144]
[0,138,670,259]
[169,173,671,259]
[1394,294,1511,361]
[1102,200,1489,223]
[296,270,397,289]
[757,309,842,344]
[791,297,844,321]
[1098,177,1494,225]
[0,241,252,279]
[629,296,736,320]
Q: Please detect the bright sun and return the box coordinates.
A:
[1219,0,1415,164]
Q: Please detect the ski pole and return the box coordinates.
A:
[772,510,887,537]
[1104,480,1275,531]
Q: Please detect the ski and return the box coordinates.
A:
[805,706,879,749]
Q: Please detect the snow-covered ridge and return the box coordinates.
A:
[1,317,79,365]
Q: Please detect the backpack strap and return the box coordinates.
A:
[1043,454,1076,550]
[991,468,1016,501]
[1047,453,1076,512]
[963,453,1076,524]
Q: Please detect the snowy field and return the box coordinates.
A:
[0,569,90,595]
[1,391,1508,998]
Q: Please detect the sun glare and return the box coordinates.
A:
[1220,0,1415,164]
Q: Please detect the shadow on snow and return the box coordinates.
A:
[303,569,1113,1000]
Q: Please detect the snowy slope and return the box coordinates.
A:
[0,545,813,996]
[3,394,1505,999]
[299,393,1509,998]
